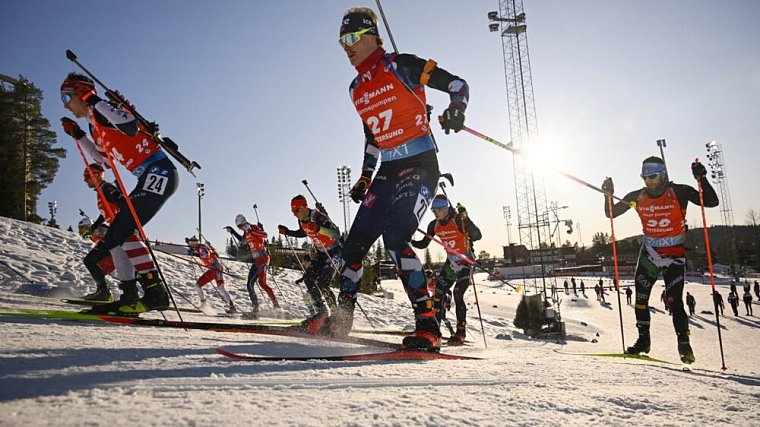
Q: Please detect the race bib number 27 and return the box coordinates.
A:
[143,173,168,195]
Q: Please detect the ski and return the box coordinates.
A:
[0,308,399,349]
[215,347,479,362]
[554,350,676,365]
[61,298,203,313]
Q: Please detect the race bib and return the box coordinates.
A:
[143,173,168,195]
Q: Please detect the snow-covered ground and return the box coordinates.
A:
[0,216,758,427]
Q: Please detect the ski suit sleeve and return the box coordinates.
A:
[227,227,244,243]
[91,214,106,230]
[411,220,436,249]
[285,225,306,238]
[464,217,482,242]
[251,225,267,240]
[672,180,718,208]
[360,122,380,177]
[394,54,469,111]
[87,96,139,137]
[100,182,127,212]
[604,190,639,218]
[79,128,109,165]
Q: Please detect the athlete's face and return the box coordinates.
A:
[64,95,88,118]
[343,34,378,67]
[432,207,449,221]
[642,173,663,191]
[293,206,308,221]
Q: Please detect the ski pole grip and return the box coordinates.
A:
[66,49,78,61]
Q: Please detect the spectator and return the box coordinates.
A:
[686,292,696,316]
[713,290,724,316]
[727,290,740,316]
[743,289,753,316]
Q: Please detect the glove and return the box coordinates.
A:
[61,117,85,139]
[440,103,465,134]
[691,160,707,179]
[456,203,468,220]
[257,222,264,230]
[315,202,326,214]
[78,225,92,239]
[278,225,289,235]
[602,177,614,195]
[349,175,371,203]
[223,226,234,233]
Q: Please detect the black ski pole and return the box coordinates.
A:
[0,259,34,284]
[253,204,261,224]
[65,49,201,176]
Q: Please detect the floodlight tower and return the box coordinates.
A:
[488,2,550,255]
[705,140,734,227]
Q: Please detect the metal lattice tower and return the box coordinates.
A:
[705,141,734,227]
[490,0,550,251]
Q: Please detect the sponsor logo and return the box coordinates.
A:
[354,83,395,106]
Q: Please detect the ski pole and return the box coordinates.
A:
[253,204,261,224]
[415,227,516,290]
[65,49,201,175]
[283,236,319,314]
[437,181,487,347]
[300,180,376,329]
[459,125,635,206]
[696,158,728,371]
[0,259,34,284]
[104,154,185,325]
[606,195,626,353]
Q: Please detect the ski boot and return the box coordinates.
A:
[242,305,259,320]
[448,320,467,346]
[116,279,139,305]
[300,310,330,334]
[83,283,112,302]
[625,334,651,355]
[401,300,441,352]
[327,292,356,337]
[225,302,237,314]
[135,271,169,312]
[677,333,695,364]
[199,299,213,314]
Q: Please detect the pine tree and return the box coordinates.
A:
[424,248,433,269]
[0,75,65,223]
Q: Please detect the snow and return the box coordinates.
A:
[0,215,758,427]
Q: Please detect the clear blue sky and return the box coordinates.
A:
[2,0,759,262]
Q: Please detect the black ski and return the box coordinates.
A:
[215,347,479,362]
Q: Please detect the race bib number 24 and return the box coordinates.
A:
[143,173,168,195]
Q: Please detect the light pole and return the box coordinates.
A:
[502,205,512,244]
[196,183,204,241]
[336,165,352,235]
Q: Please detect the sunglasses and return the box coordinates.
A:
[61,92,73,105]
[338,28,373,47]
[641,173,660,180]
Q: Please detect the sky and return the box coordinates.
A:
[2,0,759,261]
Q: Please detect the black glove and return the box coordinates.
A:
[411,239,425,249]
[223,226,234,233]
[440,103,465,134]
[315,202,326,214]
[691,160,707,179]
[257,222,264,229]
[456,203,468,220]
[277,225,289,235]
[61,117,85,139]
[349,175,371,203]
[602,177,614,195]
